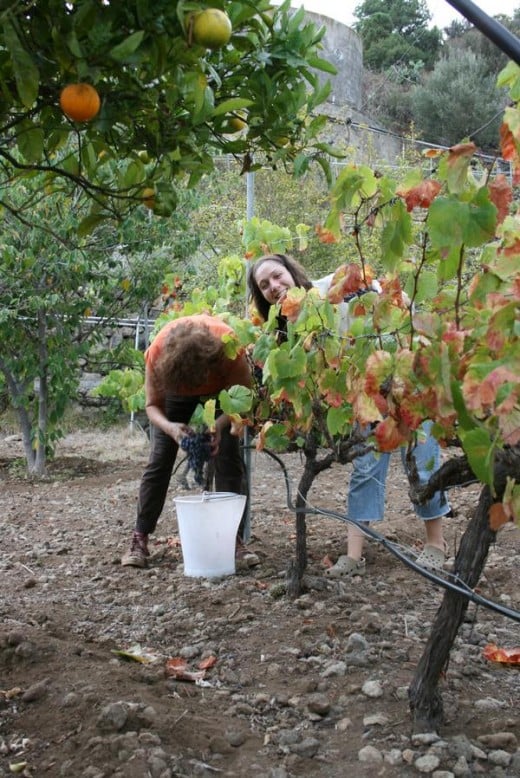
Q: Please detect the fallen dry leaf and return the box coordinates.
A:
[165,657,207,682]
[197,655,217,670]
[482,644,520,665]
[111,645,162,664]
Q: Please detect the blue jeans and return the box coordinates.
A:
[347,423,450,522]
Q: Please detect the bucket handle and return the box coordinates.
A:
[201,491,240,502]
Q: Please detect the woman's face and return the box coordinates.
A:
[254,259,296,305]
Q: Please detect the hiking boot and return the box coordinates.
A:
[121,531,150,568]
[235,539,260,569]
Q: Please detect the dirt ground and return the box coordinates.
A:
[0,424,519,778]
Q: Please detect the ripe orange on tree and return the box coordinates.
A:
[192,8,232,50]
[228,114,247,132]
[141,187,156,210]
[59,83,101,122]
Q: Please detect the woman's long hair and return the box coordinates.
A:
[247,253,313,323]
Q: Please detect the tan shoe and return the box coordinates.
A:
[326,555,366,578]
[415,544,445,570]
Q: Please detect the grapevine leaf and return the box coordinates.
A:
[259,422,292,451]
[219,385,253,415]
[326,405,351,436]
[450,380,475,432]
[428,197,466,251]
[380,200,412,271]
[459,428,495,487]
[441,142,476,194]
[463,188,497,248]
[202,399,216,431]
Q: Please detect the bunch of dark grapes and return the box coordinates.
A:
[180,431,212,486]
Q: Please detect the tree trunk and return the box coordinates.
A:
[284,429,371,598]
[408,446,518,732]
[408,484,496,732]
[286,456,318,598]
[33,312,49,476]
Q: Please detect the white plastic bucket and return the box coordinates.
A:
[174,492,246,578]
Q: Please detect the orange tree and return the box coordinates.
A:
[0,0,339,471]
[0,0,338,233]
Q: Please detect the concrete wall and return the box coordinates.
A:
[309,13,363,110]
[307,11,404,164]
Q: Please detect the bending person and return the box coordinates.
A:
[122,313,252,568]
[248,253,450,577]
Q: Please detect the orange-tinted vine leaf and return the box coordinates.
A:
[488,502,509,531]
[396,179,441,212]
[488,174,513,225]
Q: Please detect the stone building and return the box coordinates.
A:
[306,12,405,165]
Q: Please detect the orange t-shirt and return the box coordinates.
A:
[145,313,249,397]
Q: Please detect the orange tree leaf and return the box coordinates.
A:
[165,656,187,669]
[500,108,520,184]
[319,366,349,408]
[486,304,517,352]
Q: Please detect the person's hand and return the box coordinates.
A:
[209,427,221,457]
[169,422,192,445]
[210,414,231,456]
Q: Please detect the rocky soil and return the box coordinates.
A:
[0,425,519,778]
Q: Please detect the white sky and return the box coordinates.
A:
[271,1,518,29]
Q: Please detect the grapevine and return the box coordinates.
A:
[180,431,212,486]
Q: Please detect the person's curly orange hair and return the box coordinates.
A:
[154,322,225,393]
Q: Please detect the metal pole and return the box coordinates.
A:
[129,313,140,429]
[444,0,520,65]
[242,169,255,542]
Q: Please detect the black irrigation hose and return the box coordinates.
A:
[260,448,520,624]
